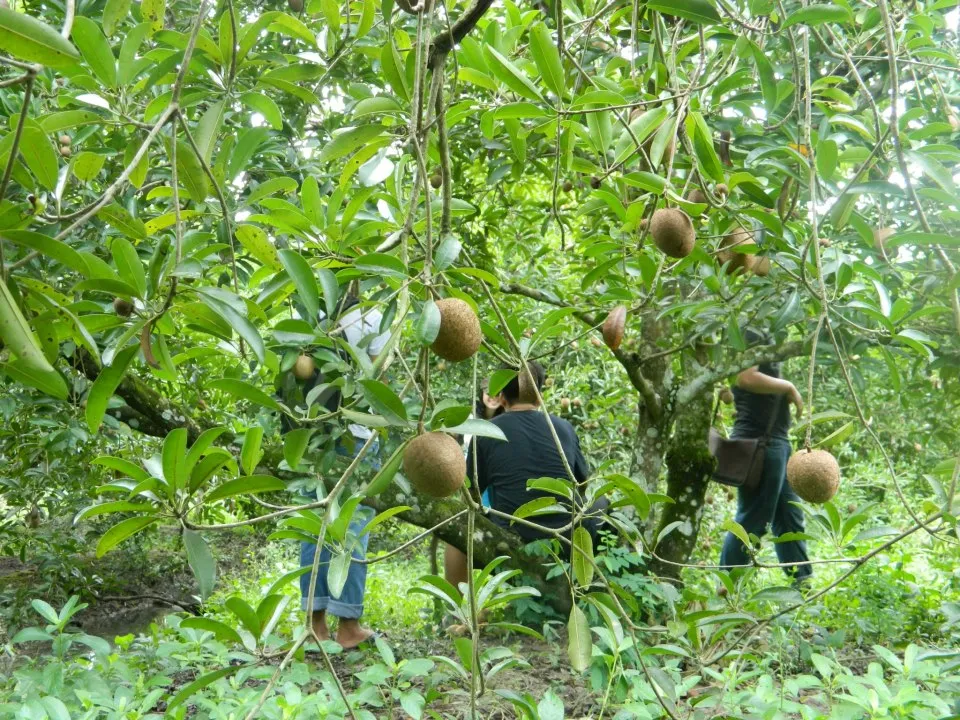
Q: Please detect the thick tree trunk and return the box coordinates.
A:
[648,390,715,580]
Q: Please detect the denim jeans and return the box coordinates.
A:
[720,436,812,580]
[300,438,380,618]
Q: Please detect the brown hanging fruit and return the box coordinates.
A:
[787,449,841,504]
[602,305,626,351]
[649,208,696,258]
[293,354,316,380]
[113,297,133,317]
[403,432,466,498]
[431,297,482,362]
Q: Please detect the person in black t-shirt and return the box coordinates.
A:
[719,328,812,583]
[444,361,605,588]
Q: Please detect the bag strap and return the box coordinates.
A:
[710,393,722,427]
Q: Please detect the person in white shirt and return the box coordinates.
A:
[290,292,390,650]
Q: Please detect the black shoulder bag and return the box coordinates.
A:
[708,394,781,491]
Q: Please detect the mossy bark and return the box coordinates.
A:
[648,391,716,580]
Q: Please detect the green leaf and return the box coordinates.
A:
[103,0,132,35]
[207,378,283,412]
[72,16,117,88]
[0,230,90,276]
[183,529,217,601]
[688,112,724,182]
[318,124,386,164]
[0,7,81,66]
[74,500,156,522]
[572,526,594,587]
[98,203,148,241]
[31,598,60,624]
[782,4,852,29]
[816,138,838,180]
[96,516,156,557]
[750,43,777,115]
[722,519,752,548]
[567,605,592,672]
[241,92,283,130]
[814,421,855,449]
[415,300,441,345]
[354,252,407,278]
[165,666,242,711]
[206,475,285,502]
[439,418,507,441]
[379,41,409,101]
[434,235,463,271]
[140,0,166,33]
[235,224,281,270]
[39,110,104,133]
[193,100,225,165]
[85,344,138,432]
[174,139,209,203]
[279,249,320,321]
[11,627,53,644]
[528,22,565,97]
[241,425,264,475]
[245,176,298,206]
[327,550,352,599]
[483,45,544,102]
[162,427,189,494]
[283,428,313,471]
[111,238,147,298]
[93,456,150,483]
[645,0,721,24]
[179,617,243,645]
[15,121,59,191]
[362,441,406,497]
[360,379,407,422]
[317,268,338,317]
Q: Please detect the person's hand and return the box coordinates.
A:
[787,384,804,418]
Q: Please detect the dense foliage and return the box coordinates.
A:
[1,0,959,716]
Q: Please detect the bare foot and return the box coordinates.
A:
[310,611,330,642]
[336,619,375,649]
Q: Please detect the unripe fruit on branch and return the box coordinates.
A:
[718,227,754,273]
[873,227,894,251]
[59,145,71,157]
[288,0,304,10]
[293,354,316,380]
[431,297,481,362]
[113,297,133,317]
[59,135,71,145]
[403,432,465,498]
[430,173,442,189]
[650,208,695,258]
[602,305,626,351]
[562,180,573,192]
[787,449,840,504]
[719,387,734,404]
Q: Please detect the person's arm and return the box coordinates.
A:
[736,366,804,417]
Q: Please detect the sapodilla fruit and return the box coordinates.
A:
[403,432,466,498]
[293,354,316,380]
[650,208,695,258]
[113,297,133,317]
[873,227,894,251]
[751,256,771,276]
[718,226,755,273]
[602,305,627,351]
[431,297,481,362]
[787,449,840,504]
[686,188,708,205]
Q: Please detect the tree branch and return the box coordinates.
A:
[676,341,806,404]
[428,0,494,68]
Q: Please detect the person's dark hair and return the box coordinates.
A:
[500,360,546,404]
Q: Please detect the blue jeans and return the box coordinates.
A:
[300,439,380,618]
[720,437,812,581]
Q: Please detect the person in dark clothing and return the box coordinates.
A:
[444,361,605,588]
[719,328,812,583]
